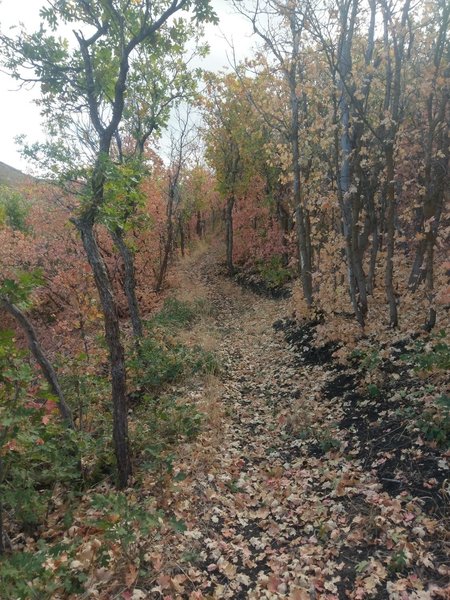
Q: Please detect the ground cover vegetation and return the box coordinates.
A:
[0,0,448,597]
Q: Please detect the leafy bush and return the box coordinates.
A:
[416,394,450,447]
[0,185,30,232]
[130,298,218,393]
[367,383,381,398]
[88,491,163,549]
[130,336,218,392]
[351,348,381,371]
[257,255,291,288]
[0,528,128,598]
[0,332,81,539]
[128,298,217,475]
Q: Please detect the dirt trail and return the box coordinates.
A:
[148,248,448,600]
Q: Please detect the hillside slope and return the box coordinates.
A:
[0,161,34,187]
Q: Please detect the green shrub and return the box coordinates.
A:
[388,549,408,574]
[129,298,217,476]
[416,394,450,447]
[130,336,218,391]
[0,332,81,537]
[367,383,381,398]
[88,491,163,549]
[350,347,382,371]
[257,255,291,288]
[0,534,109,598]
[0,185,30,232]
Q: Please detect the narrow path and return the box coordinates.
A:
[148,248,447,600]
[166,249,350,599]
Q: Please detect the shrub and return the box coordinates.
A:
[257,255,291,288]
[0,185,30,232]
[0,332,81,540]
[130,336,218,392]
[416,394,450,447]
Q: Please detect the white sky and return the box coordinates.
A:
[0,0,255,172]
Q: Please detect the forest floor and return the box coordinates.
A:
[122,245,449,600]
[7,244,448,600]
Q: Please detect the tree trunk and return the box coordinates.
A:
[408,238,427,290]
[1,298,74,428]
[111,228,143,339]
[0,478,4,554]
[384,143,398,328]
[276,196,291,267]
[225,197,235,275]
[290,84,313,307]
[77,219,131,489]
[179,216,185,258]
[196,210,203,238]
[156,190,175,293]
[336,0,366,326]
[424,235,436,332]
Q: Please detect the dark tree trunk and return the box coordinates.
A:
[336,0,367,326]
[179,216,185,258]
[225,197,235,275]
[290,71,313,306]
[380,0,411,328]
[0,482,4,554]
[77,218,131,489]
[111,228,143,339]
[367,225,379,296]
[276,196,291,267]
[156,224,173,292]
[408,238,427,290]
[196,210,204,238]
[384,143,398,328]
[424,236,437,331]
[156,186,175,293]
[1,298,74,428]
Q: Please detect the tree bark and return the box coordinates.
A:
[179,216,185,258]
[380,0,411,328]
[156,183,176,293]
[424,235,436,331]
[384,142,398,328]
[76,218,131,489]
[225,196,235,275]
[111,228,143,339]
[336,0,367,326]
[289,21,313,307]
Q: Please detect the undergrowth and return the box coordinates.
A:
[130,297,219,393]
[0,296,217,598]
[256,255,292,288]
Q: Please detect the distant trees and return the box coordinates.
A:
[235,0,315,305]
[203,73,278,275]
[204,0,448,330]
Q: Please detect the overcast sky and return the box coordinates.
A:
[0,0,255,172]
